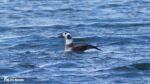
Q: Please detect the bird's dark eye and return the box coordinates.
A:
[67,35,72,39]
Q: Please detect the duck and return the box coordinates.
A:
[59,31,102,52]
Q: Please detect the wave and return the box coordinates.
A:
[0,68,18,75]
[14,63,37,70]
[112,62,150,71]
[90,22,150,28]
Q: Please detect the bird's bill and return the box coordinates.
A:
[58,33,63,38]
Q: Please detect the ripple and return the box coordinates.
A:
[90,22,150,28]
[0,0,150,83]
[14,63,37,70]
[113,62,150,71]
[47,61,80,68]
[0,68,18,75]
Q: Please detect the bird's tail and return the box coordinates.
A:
[96,47,102,51]
[93,46,102,51]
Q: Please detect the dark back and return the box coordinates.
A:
[72,44,97,52]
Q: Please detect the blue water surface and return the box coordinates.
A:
[0,0,150,84]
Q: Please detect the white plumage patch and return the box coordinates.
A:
[84,49,99,52]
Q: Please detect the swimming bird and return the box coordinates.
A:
[59,32,102,52]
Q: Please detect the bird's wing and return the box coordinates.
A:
[72,44,98,52]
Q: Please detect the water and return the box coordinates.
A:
[0,0,150,83]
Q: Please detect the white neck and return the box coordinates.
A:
[65,39,73,45]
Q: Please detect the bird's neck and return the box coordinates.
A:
[65,39,73,46]
[65,39,73,52]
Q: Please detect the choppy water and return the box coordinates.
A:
[0,0,150,83]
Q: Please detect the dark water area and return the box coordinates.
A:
[0,0,150,84]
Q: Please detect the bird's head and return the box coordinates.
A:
[59,31,73,45]
[59,31,72,40]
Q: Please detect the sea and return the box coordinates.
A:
[0,0,150,84]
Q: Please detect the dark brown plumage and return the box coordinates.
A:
[67,44,101,52]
